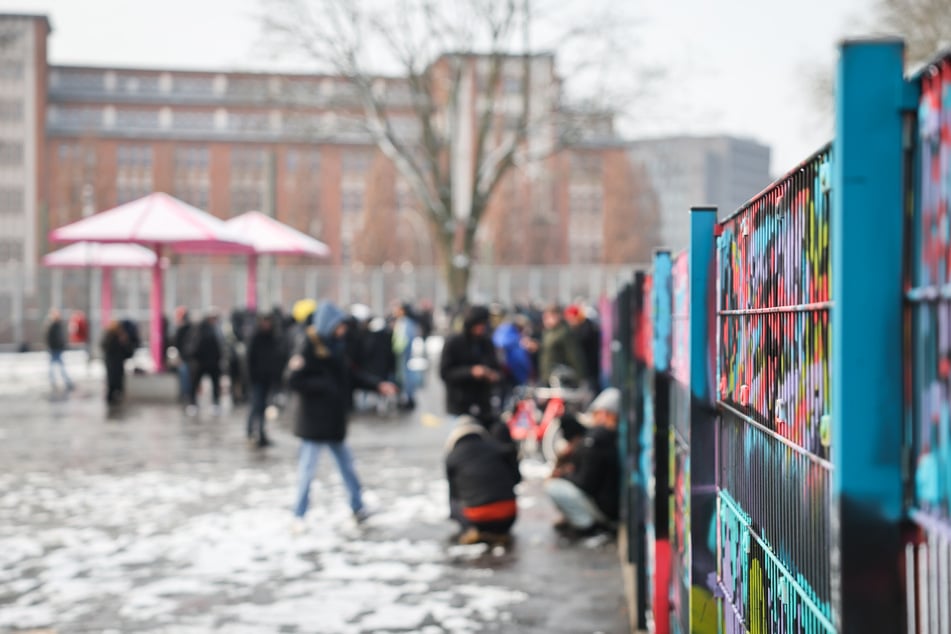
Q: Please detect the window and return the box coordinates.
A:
[0,239,24,261]
[228,77,268,98]
[58,71,103,91]
[173,110,215,132]
[0,100,22,121]
[230,112,269,132]
[341,185,364,215]
[175,146,210,170]
[117,74,160,94]
[60,107,102,129]
[118,145,153,169]
[231,147,266,172]
[342,149,372,173]
[230,186,263,213]
[570,153,602,176]
[0,142,22,164]
[173,75,215,96]
[0,188,23,214]
[173,184,210,210]
[116,109,160,130]
[0,61,23,80]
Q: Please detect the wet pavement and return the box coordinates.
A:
[0,354,629,633]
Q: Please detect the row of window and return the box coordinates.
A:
[0,142,22,164]
[0,239,23,262]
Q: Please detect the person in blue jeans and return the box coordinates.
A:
[287,301,396,529]
[46,309,74,393]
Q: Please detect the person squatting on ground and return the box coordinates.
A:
[287,301,397,528]
[445,415,521,546]
[439,305,502,428]
[245,313,285,448]
[546,387,621,537]
[45,308,74,392]
[101,320,133,405]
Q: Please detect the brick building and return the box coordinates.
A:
[0,13,661,284]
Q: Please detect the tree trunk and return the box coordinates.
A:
[447,262,471,305]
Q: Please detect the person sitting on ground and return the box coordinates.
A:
[445,415,521,546]
[546,387,621,537]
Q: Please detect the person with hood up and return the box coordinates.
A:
[445,415,521,545]
[287,301,397,529]
[439,305,502,428]
[546,387,622,537]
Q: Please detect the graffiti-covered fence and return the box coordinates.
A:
[905,52,951,633]
[715,147,834,633]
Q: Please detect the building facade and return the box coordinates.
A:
[627,136,772,252]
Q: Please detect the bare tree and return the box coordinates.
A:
[808,0,951,117]
[260,0,639,301]
[876,0,951,67]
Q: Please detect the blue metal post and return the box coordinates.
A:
[689,207,717,633]
[832,38,907,632]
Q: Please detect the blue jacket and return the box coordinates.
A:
[492,322,532,385]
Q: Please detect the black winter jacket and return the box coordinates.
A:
[445,421,521,509]
[247,329,286,385]
[288,327,381,442]
[190,321,222,369]
[439,332,500,422]
[46,320,66,352]
[564,426,620,521]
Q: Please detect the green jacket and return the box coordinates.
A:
[539,321,587,384]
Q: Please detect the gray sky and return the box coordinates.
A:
[3,0,873,173]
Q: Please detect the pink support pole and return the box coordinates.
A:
[247,253,258,310]
[150,245,164,372]
[101,268,113,325]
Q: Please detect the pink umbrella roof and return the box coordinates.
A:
[42,242,158,269]
[225,211,331,257]
[48,192,253,254]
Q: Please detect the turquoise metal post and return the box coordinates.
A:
[832,38,907,631]
[688,207,717,633]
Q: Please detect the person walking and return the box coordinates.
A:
[100,320,132,406]
[287,301,396,530]
[439,305,502,428]
[45,309,74,393]
[245,314,285,448]
[187,311,224,416]
[392,302,420,411]
[172,307,193,404]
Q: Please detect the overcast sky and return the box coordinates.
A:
[3,0,875,173]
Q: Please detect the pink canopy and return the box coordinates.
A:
[42,242,158,269]
[42,242,159,325]
[225,211,330,310]
[49,193,253,371]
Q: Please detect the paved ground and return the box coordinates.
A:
[0,353,629,634]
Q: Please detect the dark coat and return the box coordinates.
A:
[564,426,620,521]
[539,321,586,384]
[288,303,382,443]
[247,328,286,385]
[445,421,521,509]
[573,318,602,387]
[359,325,396,381]
[46,320,66,352]
[189,320,222,369]
[439,331,501,422]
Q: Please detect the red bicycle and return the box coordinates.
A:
[504,384,590,464]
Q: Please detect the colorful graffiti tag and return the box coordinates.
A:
[715,147,834,633]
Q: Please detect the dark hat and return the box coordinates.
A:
[463,305,491,331]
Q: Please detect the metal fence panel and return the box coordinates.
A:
[715,147,835,633]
